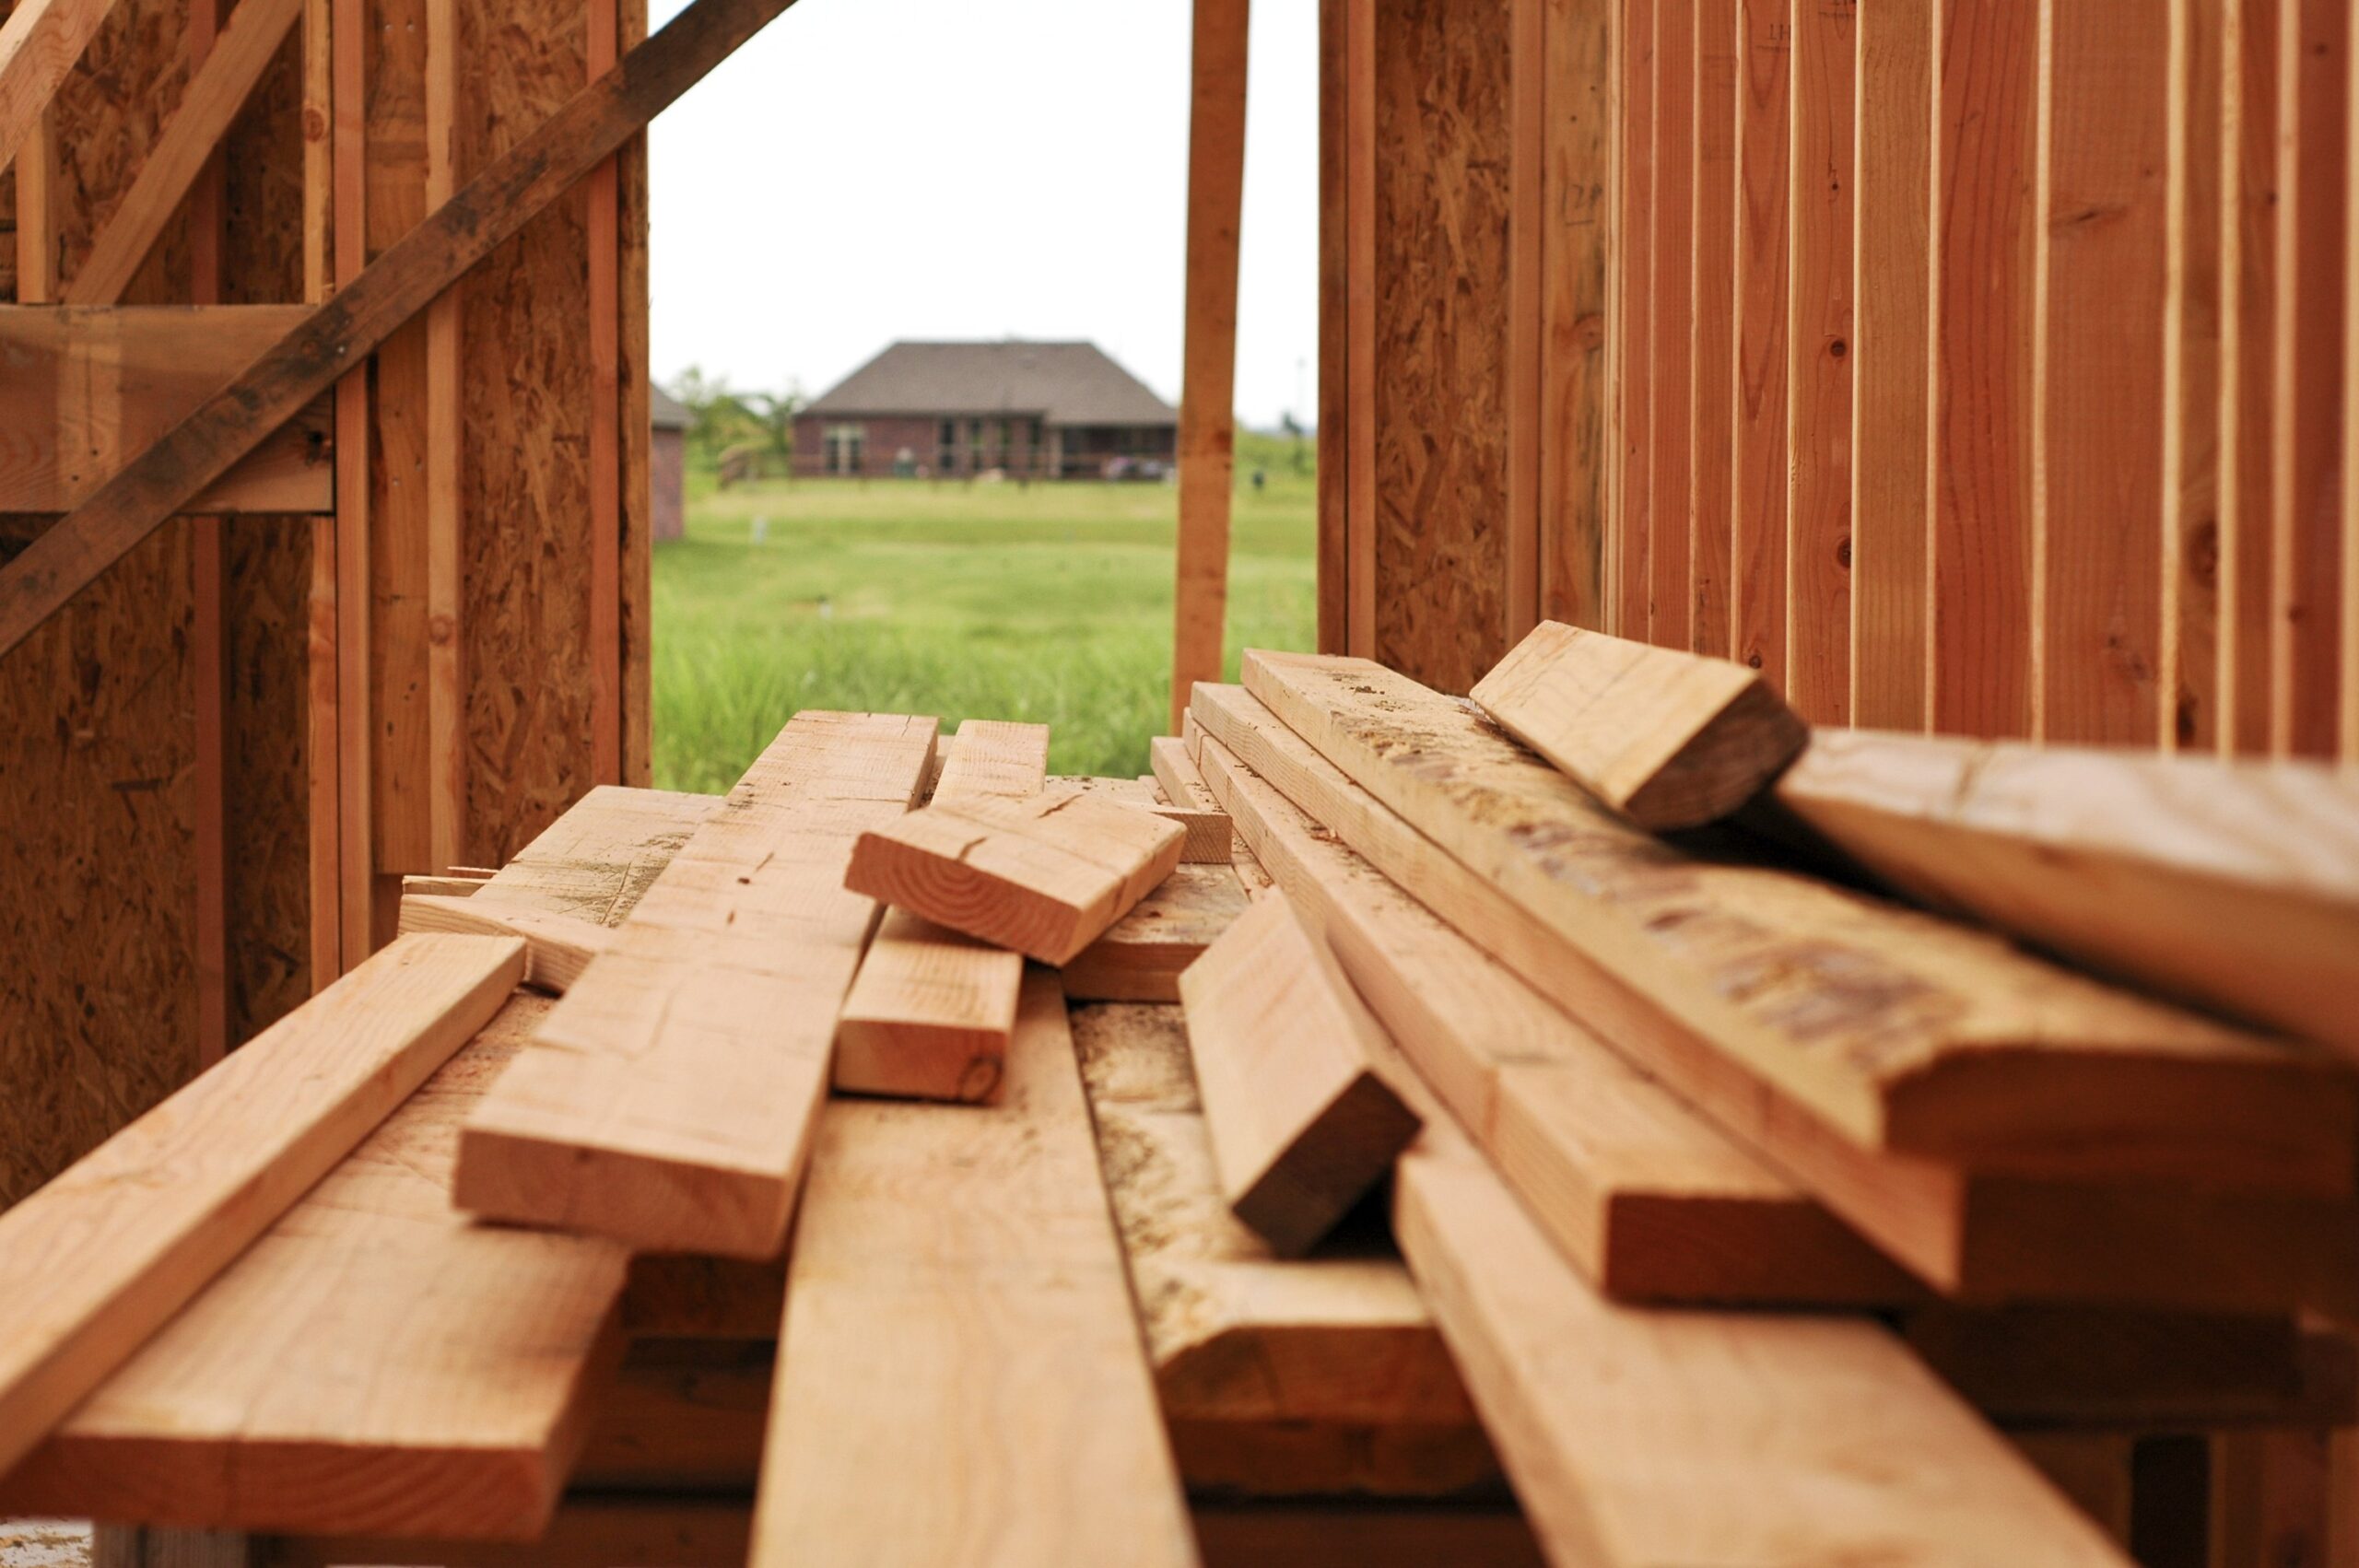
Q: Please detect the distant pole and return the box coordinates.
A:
[1171,0,1250,734]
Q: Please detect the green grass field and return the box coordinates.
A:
[651,435,1318,792]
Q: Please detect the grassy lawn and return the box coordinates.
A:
[651,436,1318,792]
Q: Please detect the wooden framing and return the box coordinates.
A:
[1171,0,1250,731]
[0,0,124,173]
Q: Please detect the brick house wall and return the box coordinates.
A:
[651,426,686,541]
[790,414,1177,478]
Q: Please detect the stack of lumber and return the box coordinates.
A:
[2,646,2355,1568]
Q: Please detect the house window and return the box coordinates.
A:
[938,419,959,474]
[824,423,865,475]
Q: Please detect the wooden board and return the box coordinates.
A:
[1471,620,1807,826]
[1391,1129,2133,1568]
[1773,728,2359,1061]
[0,931,522,1479]
[455,711,936,1258]
[1,992,629,1540]
[1689,0,1738,657]
[1647,0,1693,649]
[1180,889,1422,1257]
[1070,1001,1473,1429]
[397,893,616,994]
[1062,861,1249,1003]
[0,0,126,174]
[1730,0,1788,683]
[846,790,1183,966]
[1199,672,2359,1313]
[749,971,1198,1568]
[0,305,332,513]
[1051,772,1232,862]
[464,783,716,927]
[1242,649,2344,1189]
[1193,699,1918,1308]
[835,720,1047,1103]
[1151,733,1223,815]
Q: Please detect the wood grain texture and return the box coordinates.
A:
[1784,0,1853,723]
[1776,728,2359,1063]
[1193,699,1919,1307]
[1391,1132,2133,1568]
[1370,0,1513,692]
[1070,1000,1473,1429]
[1731,0,1788,683]
[846,790,1183,966]
[1539,0,1609,630]
[1472,620,1807,826]
[467,782,716,927]
[1317,0,1348,652]
[1647,0,1693,649]
[1614,0,1655,641]
[1172,0,1248,732]
[223,517,313,1046]
[2,991,629,1540]
[1180,889,1422,1257]
[1241,650,2350,1192]
[1061,860,1248,1004]
[2034,0,2168,746]
[2269,0,2348,757]
[2164,0,2224,752]
[1690,0,1737,655]
[0,0,123,174]
[836,720,1047,1104]
[456,711,935,1258]
[1930,0,2037,737]
[2221,0,2280,755]
[397,893,616,993]
[1850,0,1931,730]
[0,305,333,512]
[0,932,522,1480]
[750,972,1199,1568]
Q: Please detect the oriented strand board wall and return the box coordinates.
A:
[1367,0,1516,695]
[459,0,604,864]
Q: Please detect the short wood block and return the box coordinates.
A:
[1179,889,1423,1256]
[845,791,1184,965]
[1062,862,1250,1003]
[834,908,1025,1103]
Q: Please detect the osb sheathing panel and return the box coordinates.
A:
[224,521,312,1047]
[1371,0,1514,695]
[458,0,602,865]
[0,521,198,1207]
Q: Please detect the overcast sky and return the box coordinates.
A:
[647,0,1318,430]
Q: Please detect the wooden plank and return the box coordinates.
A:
[1773,727,2359,1063]
[330,0,369,968]
[0,0,811,660]
[398,894,617,994]
[2221,0,2280,755]
[0,0,123,175]
[1070,1001,1474,1428]
[1151,732,1222,815]
[1062,861,1249,1003]
[2164,0,2224,752]
[1471,620,1807,827]
[2034,0,2168,745]
[425,0,463,867]
[1850,0,1931,729]
[1045,774,1232,862]
[1648,0,1693,648]
[847,790,1183,966]
[588,0,621,784]
[616,0,651,788]
[1506,0,1543,647]
[1180,889,1422,1256]
[59,0,301,307]
[1614,0,1655,641]
[1391,1126,2133,1568]
[1344,0,1375,655]
[1690,0,1737,656]
[0,307,334,513]
[1930,0,2038,737]
[2349,0,2359,766]
[1193,705,1919,1307]
[1246,650,2346,1187]
[1538,0,1609,630]
[1784,0,1854,723]
[1317,0,1348,652]
[455,711,936,1259]
[0,932,523,1479]
[1901,1306,2355,1430]
[306,512,341,989]
[1172,0,1250,731]
[403,872,484,898]
[469,782,717,928]
[2269,0,2349,758]
[0,992,629,1540]
[749,972,1199,1568]
[835,720,1048,1104]
[1731,0,1788,683]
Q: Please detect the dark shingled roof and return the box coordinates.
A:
[651,382,692,430]
[803,340,1175,427]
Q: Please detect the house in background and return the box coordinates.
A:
[651,382,691,542]
[792,340,1177,480]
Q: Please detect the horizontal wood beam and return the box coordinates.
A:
[0,0,804,660]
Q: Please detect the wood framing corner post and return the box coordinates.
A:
[1171,0,1251,733]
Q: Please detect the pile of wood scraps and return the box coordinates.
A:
[0,627,2355,1566]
